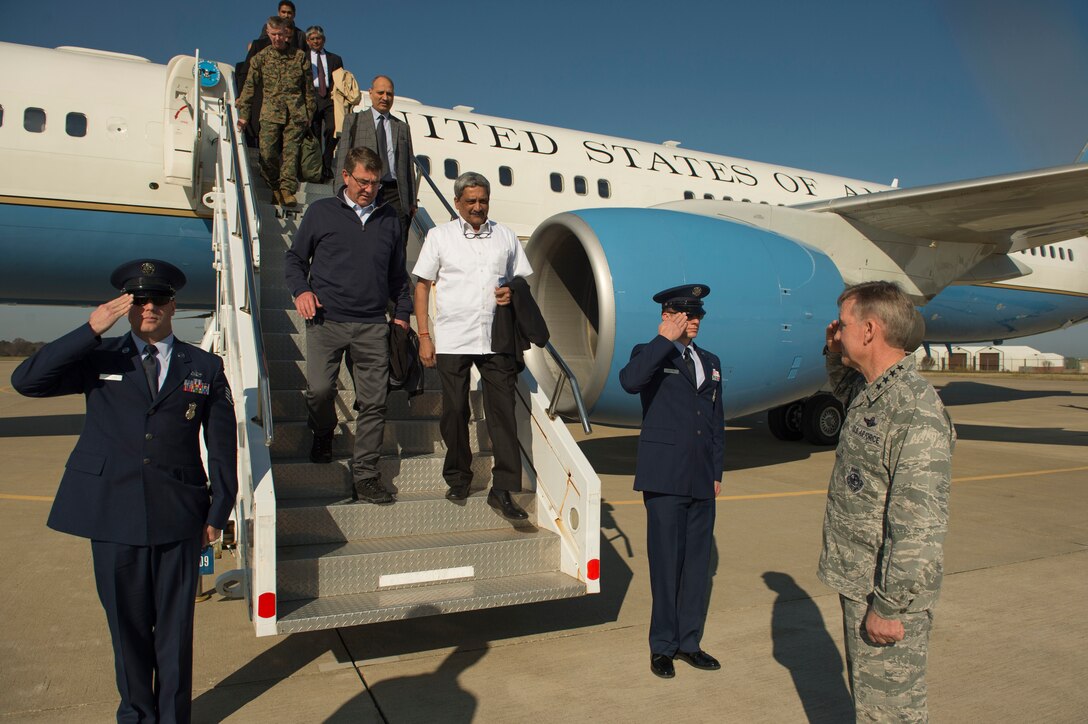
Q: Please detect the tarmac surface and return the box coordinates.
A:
[1,359,1086,723]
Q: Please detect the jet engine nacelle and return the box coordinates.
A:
[524,208,844,427]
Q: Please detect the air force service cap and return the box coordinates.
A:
[653,283,710,315]
[110,259,187,297]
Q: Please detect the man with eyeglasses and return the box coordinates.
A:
[11,259,238,722]
[303,26,343,182]
[286,146,412,505]
[619,284,724,680]
[412,172,533,520]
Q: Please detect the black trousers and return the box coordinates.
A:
[436,353,522,491]
[311,95,337,179]
[91,537,201,724]
[378,180,412,247]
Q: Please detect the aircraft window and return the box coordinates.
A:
[1069,250,1075,262]
[574,176,587,195]
[550,173,563,193]
[703,193,714,200]
[598,179,611,198]
[760,201,770,205]
[444,158,459,179]
[417,155,431,175]
[65,112,87,137]
[723,196,733,201]
[1030,248,1036,256]
[742,198,751,203]
[499,166,513,186]
[0,104,4,127]
[684,191,695,200]
[1049,246,1055,258]
[24,107,46,133]
[1059,248,1066,260]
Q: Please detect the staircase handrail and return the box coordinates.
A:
[222,102,273,446]
[543,341,592,434]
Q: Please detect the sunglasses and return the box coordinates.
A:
[132,294,173,307]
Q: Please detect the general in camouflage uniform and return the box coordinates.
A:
[817,281,955,723]
[236,15,315,206]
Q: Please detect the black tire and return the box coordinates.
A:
[802,393,844,446]
[767,401,804,441]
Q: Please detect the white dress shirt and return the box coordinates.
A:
[413,217,533,355]
[370,107,397,180]
[131,332,175,391]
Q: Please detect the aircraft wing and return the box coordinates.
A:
[794,163,1088,252]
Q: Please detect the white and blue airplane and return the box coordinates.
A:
[2,41,1086,440]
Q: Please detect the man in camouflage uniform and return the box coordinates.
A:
[236,15,315,206]
[818,281,955,723]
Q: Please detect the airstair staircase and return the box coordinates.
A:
[187,56,601,636]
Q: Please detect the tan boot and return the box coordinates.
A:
[271,189,283,205]
[280,190,297,207]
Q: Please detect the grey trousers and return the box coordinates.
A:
[305,319,389,483]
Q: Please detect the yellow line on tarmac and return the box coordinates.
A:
[0,493,54,502]
[605,464,1088,506]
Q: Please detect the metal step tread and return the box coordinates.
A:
[276,571,586,632]
[276,485,507,508]
[277,525,552,562]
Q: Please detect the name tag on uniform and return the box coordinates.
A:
[199,546,214,575]
[663,368,680,375]
[99,373,123,381]
[184,378,210,395]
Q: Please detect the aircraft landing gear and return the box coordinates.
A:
[767,394,844,445]
[767,400,804,441]
[800,393,843,446]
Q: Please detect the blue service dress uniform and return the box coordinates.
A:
[619,335,725,657]
[12,322,237,723]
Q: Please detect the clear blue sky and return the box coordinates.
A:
[3,0,1088,354]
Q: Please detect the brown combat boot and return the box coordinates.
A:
[280,190,297,207]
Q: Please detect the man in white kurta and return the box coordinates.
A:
[412,172,533,519]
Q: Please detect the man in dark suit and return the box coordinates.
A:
[304,26,344,182]
[335,75,416,245]
[12,259,238,723]
[619,284,724,680]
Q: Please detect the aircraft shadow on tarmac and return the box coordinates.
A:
[934,380,1088,407]
[947,423,1088,446]
[193,506,636,721]
[762,572,853,723]
[0,413,84,437]
[577,418,822,477]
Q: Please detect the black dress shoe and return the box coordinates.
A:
[354,478,394,505]
[674,650,720,670]
[446,483,471,501]
[650,654,675,679]
[309,433,333,464]
[487,489,528,520]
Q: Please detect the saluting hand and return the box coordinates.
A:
[658,312,687,341]
[825,320,843,356]
[89,294,133,336]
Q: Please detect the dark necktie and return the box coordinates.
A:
[683,347,696,382]
[142,345,160,397]
[316,53,327,97]
[376,115,391,176]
